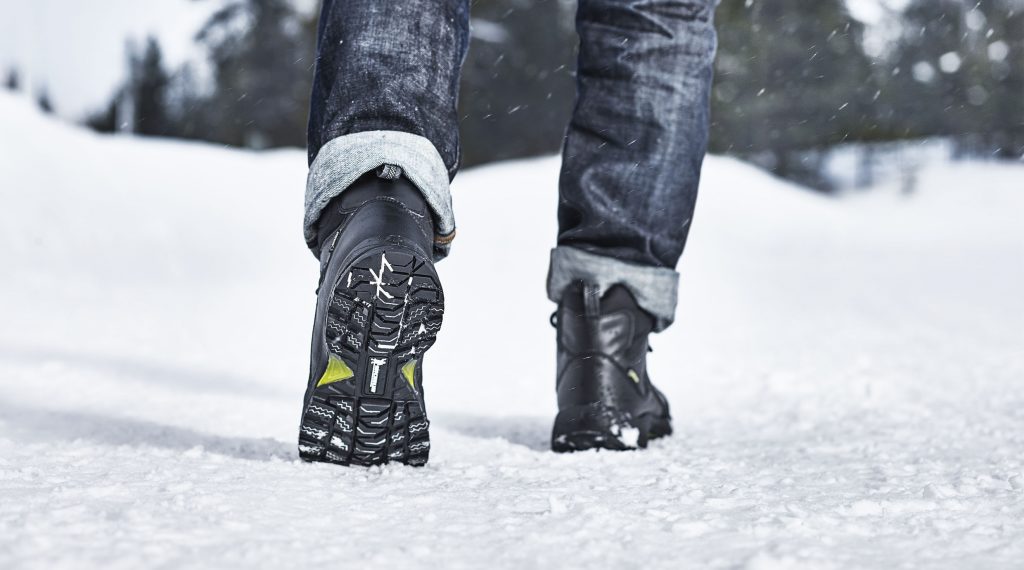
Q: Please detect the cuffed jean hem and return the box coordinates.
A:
[304,130,456,259]
[546,246,679,332]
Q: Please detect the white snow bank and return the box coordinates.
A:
[1,92,1023,569]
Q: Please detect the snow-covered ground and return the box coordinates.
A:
[1,92,1023,569]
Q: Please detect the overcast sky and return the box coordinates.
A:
[0,0,901,121]
[0,0,215,119]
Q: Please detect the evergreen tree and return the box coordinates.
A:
[86,96,120,134]
[458,0,576,167]
[128,37,172,136]
[891,1,971,138]
[711,0,877,185]
[162,63,207,141]
[195,0,315,148]
[1000,2,1023,156]
[974,0,1024,157]
[36,86,54,114]
[4,68,19,91]
[890,0,1024,157]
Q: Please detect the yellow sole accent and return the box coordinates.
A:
[627,369,640,384]
[317,354,355,387]
[401,359,417,389]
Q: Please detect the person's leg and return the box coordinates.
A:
[298,0,468,467]
[305,0,469,260]
[548,0,718,331]
[549,0,717,452]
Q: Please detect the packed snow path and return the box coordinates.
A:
[1,94,1023,569]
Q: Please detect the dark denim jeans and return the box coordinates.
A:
[305,0,717,330]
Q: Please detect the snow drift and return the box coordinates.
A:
[1,92,1023,569]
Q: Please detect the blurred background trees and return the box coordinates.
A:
[711,0,878,187]
[888,0,1024,158]
[458,0,577,167]
[190,0,314,147]
[77,0,1023,190]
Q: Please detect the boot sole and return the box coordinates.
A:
[298,245,443,467]
[551,404,672,452]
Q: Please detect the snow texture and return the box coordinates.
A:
[1,92,1023,568]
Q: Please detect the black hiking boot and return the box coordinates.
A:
[551,282,672,452]
[298,171,443,467]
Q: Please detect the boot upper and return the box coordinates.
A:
[555,282,670,419]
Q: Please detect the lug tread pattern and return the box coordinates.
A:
[299,395,430,466]
[299,247,441,467]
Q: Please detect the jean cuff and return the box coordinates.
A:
[304,130,456,260]
[546,246,679,332]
